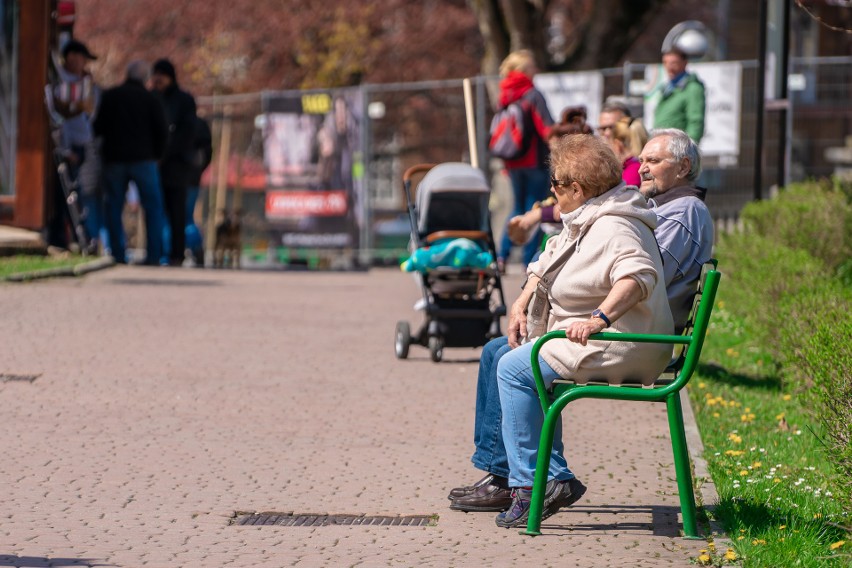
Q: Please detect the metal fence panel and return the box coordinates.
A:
[193,56,850,266]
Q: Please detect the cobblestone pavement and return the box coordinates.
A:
[0,266,710,567]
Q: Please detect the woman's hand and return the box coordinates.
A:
[507,300,528,348]
[565,318,607,346]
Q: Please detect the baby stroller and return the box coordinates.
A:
[394,162,506,362]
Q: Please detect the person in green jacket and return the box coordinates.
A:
[653,47,705,144]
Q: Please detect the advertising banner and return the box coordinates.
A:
[644,61,742,167]
[261,88,364,249]
[534,71,604,129]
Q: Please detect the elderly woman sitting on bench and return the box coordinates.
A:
[450,134,675,528]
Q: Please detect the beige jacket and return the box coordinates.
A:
[527,183,674,385]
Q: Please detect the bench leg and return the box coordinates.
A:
[523,403,562,536]
[666,392,700,538]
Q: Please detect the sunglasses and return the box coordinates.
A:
[550,176,573,188]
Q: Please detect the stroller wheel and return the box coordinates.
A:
[395,321,411,359]
[428,335,444,362]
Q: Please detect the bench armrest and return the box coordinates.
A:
[529,330,692,414]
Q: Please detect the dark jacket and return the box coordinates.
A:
[156,83,197,188]
[93,79,168,163]
[189,115,213,187]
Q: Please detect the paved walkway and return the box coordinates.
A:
[0,266,710,567]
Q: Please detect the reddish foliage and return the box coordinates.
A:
[73,0,483,95]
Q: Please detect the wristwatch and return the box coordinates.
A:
[591,309,612,327]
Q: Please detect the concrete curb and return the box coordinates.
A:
[681,387,730,544]
[4,256,115,282]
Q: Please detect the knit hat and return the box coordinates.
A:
[152,58,176,81]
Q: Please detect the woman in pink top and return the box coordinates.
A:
[608,117,648,187]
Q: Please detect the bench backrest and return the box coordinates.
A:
[669,262,720,391]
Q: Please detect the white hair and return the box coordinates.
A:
[649,128,702,181]
[126,60,150,83]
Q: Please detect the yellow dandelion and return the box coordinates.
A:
[814,513,823,519]
[752,461,762,468]
[712,412,720,418]
[707,397,718,406]
[728,433,743,444]
[737,535,745,541]
[773,478,781,483]
[739,470,749,476]
[775,412,785,420]
[778,525,786,529]
[745,407,751,412]
[752,538,767,545]
[726,347,739,357]
[725,450,745,457]
[830,540,846,550]
[741,413,756,423]
[783,394,792,401]
[724,549,738,561]
[698,382,706,389]
[708,542,716,552]
[697,553,712,565]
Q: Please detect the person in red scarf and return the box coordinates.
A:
[495,50,554,273]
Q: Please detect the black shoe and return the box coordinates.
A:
[450,479,513,512]
[494,477,587,528]
[447,473,507,500]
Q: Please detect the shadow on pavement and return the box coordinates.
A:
[541,504,683,538]
[0,556,113,567]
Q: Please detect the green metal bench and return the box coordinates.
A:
[523,263,721,537]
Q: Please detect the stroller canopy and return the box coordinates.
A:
[415,163,491,236]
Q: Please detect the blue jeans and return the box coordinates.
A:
[471,336,514,477]
[185,185,203,253]
[102,161,166,265]
[497,341,574,488]
[499,167,551,266]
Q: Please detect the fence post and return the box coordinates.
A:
[205,104,231,265]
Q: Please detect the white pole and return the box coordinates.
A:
[463,78,478,169]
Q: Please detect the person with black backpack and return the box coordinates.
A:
[490,50,554,273]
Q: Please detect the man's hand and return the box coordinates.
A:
[565,318,607,346]
[507,209,540,245]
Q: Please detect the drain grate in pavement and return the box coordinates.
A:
[232,513,437,527]
[0,373,39,383]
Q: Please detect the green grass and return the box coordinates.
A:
[690,301,851,567]
[0,254,90,280]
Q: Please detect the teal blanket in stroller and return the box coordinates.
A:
[400,238,494,273]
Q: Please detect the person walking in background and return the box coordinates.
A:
[652,47,706,144]
[151,58,197,267]
[493,50,553,273]
[185,114,212,267]
[94,60,169,265]
[46,39,101,253]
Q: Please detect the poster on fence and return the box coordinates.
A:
[261,88,365,250]
[643,61,742,167]
[535,71,604,129]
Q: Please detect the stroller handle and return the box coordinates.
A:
[402,163,439,184]
[424,230,490,244]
